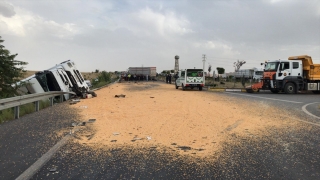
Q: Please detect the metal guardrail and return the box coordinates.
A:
[0,91,76,119]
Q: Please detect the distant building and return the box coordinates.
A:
[128,67,157,77]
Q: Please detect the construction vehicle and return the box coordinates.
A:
[175,69,205,91]
[246,55,320,94]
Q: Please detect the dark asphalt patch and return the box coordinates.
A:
[0,102,82,180]
[31,122,320,179]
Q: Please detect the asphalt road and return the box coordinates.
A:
[1,86,320,180]
[223,90,320,124]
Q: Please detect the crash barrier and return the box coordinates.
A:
[0,91,76,119]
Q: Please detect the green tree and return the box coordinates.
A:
[0,36,28,98]
[216,67,225,81]
[99,71,111,82]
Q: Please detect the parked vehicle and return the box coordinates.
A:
[252,67,264,81]
[175,69,205,91]
[228,67,263,80]
[246,55,320,94]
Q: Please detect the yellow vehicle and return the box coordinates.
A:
[246,55,320,94]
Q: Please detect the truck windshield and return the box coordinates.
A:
[255,71,263,75]
[265,62,279,72]
[187,71,203,77]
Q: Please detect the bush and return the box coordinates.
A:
[0,99,51,124]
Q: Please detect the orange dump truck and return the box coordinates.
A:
[246,55,320,94]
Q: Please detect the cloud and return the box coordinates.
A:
[0,6,81,39]
[134,7,193,37]
[0,1,15,17]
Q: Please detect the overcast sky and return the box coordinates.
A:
[0,0,319,73]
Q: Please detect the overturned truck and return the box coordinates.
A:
[18,60,96,100]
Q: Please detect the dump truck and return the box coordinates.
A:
[246,55,320,94]
[175,69,205,91]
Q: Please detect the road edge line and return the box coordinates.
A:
[15,135,72,180]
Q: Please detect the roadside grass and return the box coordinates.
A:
[0,100,51,124]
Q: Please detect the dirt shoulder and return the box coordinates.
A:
[70,81,299,157]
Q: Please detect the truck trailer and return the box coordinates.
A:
[246,55,320,94]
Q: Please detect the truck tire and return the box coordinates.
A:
[284,83,296,94]
[199,86,202,91]
[182,84,186,91]
[270,89,279,93]
[246,89,253,93]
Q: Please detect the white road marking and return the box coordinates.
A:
[292,118,320,127]
[225,92,303,104]
[302,102,320,120]
[15,135,72,180]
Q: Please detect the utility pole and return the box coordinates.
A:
[202,54,206,76]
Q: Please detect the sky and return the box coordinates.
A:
[0,0,319,74]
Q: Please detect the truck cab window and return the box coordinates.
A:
[280,62,290,70]
[293,62,299,69]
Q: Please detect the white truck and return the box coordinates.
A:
[175,69,205,91]
[228,67,264,81]
[252,67,264,81]
[47,60,95,98]
[18,60,96,100]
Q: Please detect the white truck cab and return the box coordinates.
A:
[175,69,205,91]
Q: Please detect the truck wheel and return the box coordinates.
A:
[270,89,279,93]
[284,83,296,94]
[199,86,202,91]
[182,84,186,91]
[246,89,253,93]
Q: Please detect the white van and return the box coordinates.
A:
[175,69,205,91]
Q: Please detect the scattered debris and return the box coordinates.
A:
[87,134,95,140]
[115,94,126,98]
[49,167,57,172]
[113,132,120,136]
[79,105,88,108]
[110,140,117,142]
[146,136,152,140]
[150,97,154,98]
[177,146,192,151]
[69,99,80,105]
[79,122,86,126]
[71,123,77,127]
[88,119,96,123]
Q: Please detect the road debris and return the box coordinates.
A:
[114,94,126,98]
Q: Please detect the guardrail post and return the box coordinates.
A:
[50,97,54,106]
[35,101,40,112]
[60,95,64,103]
[14,106,20,119]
